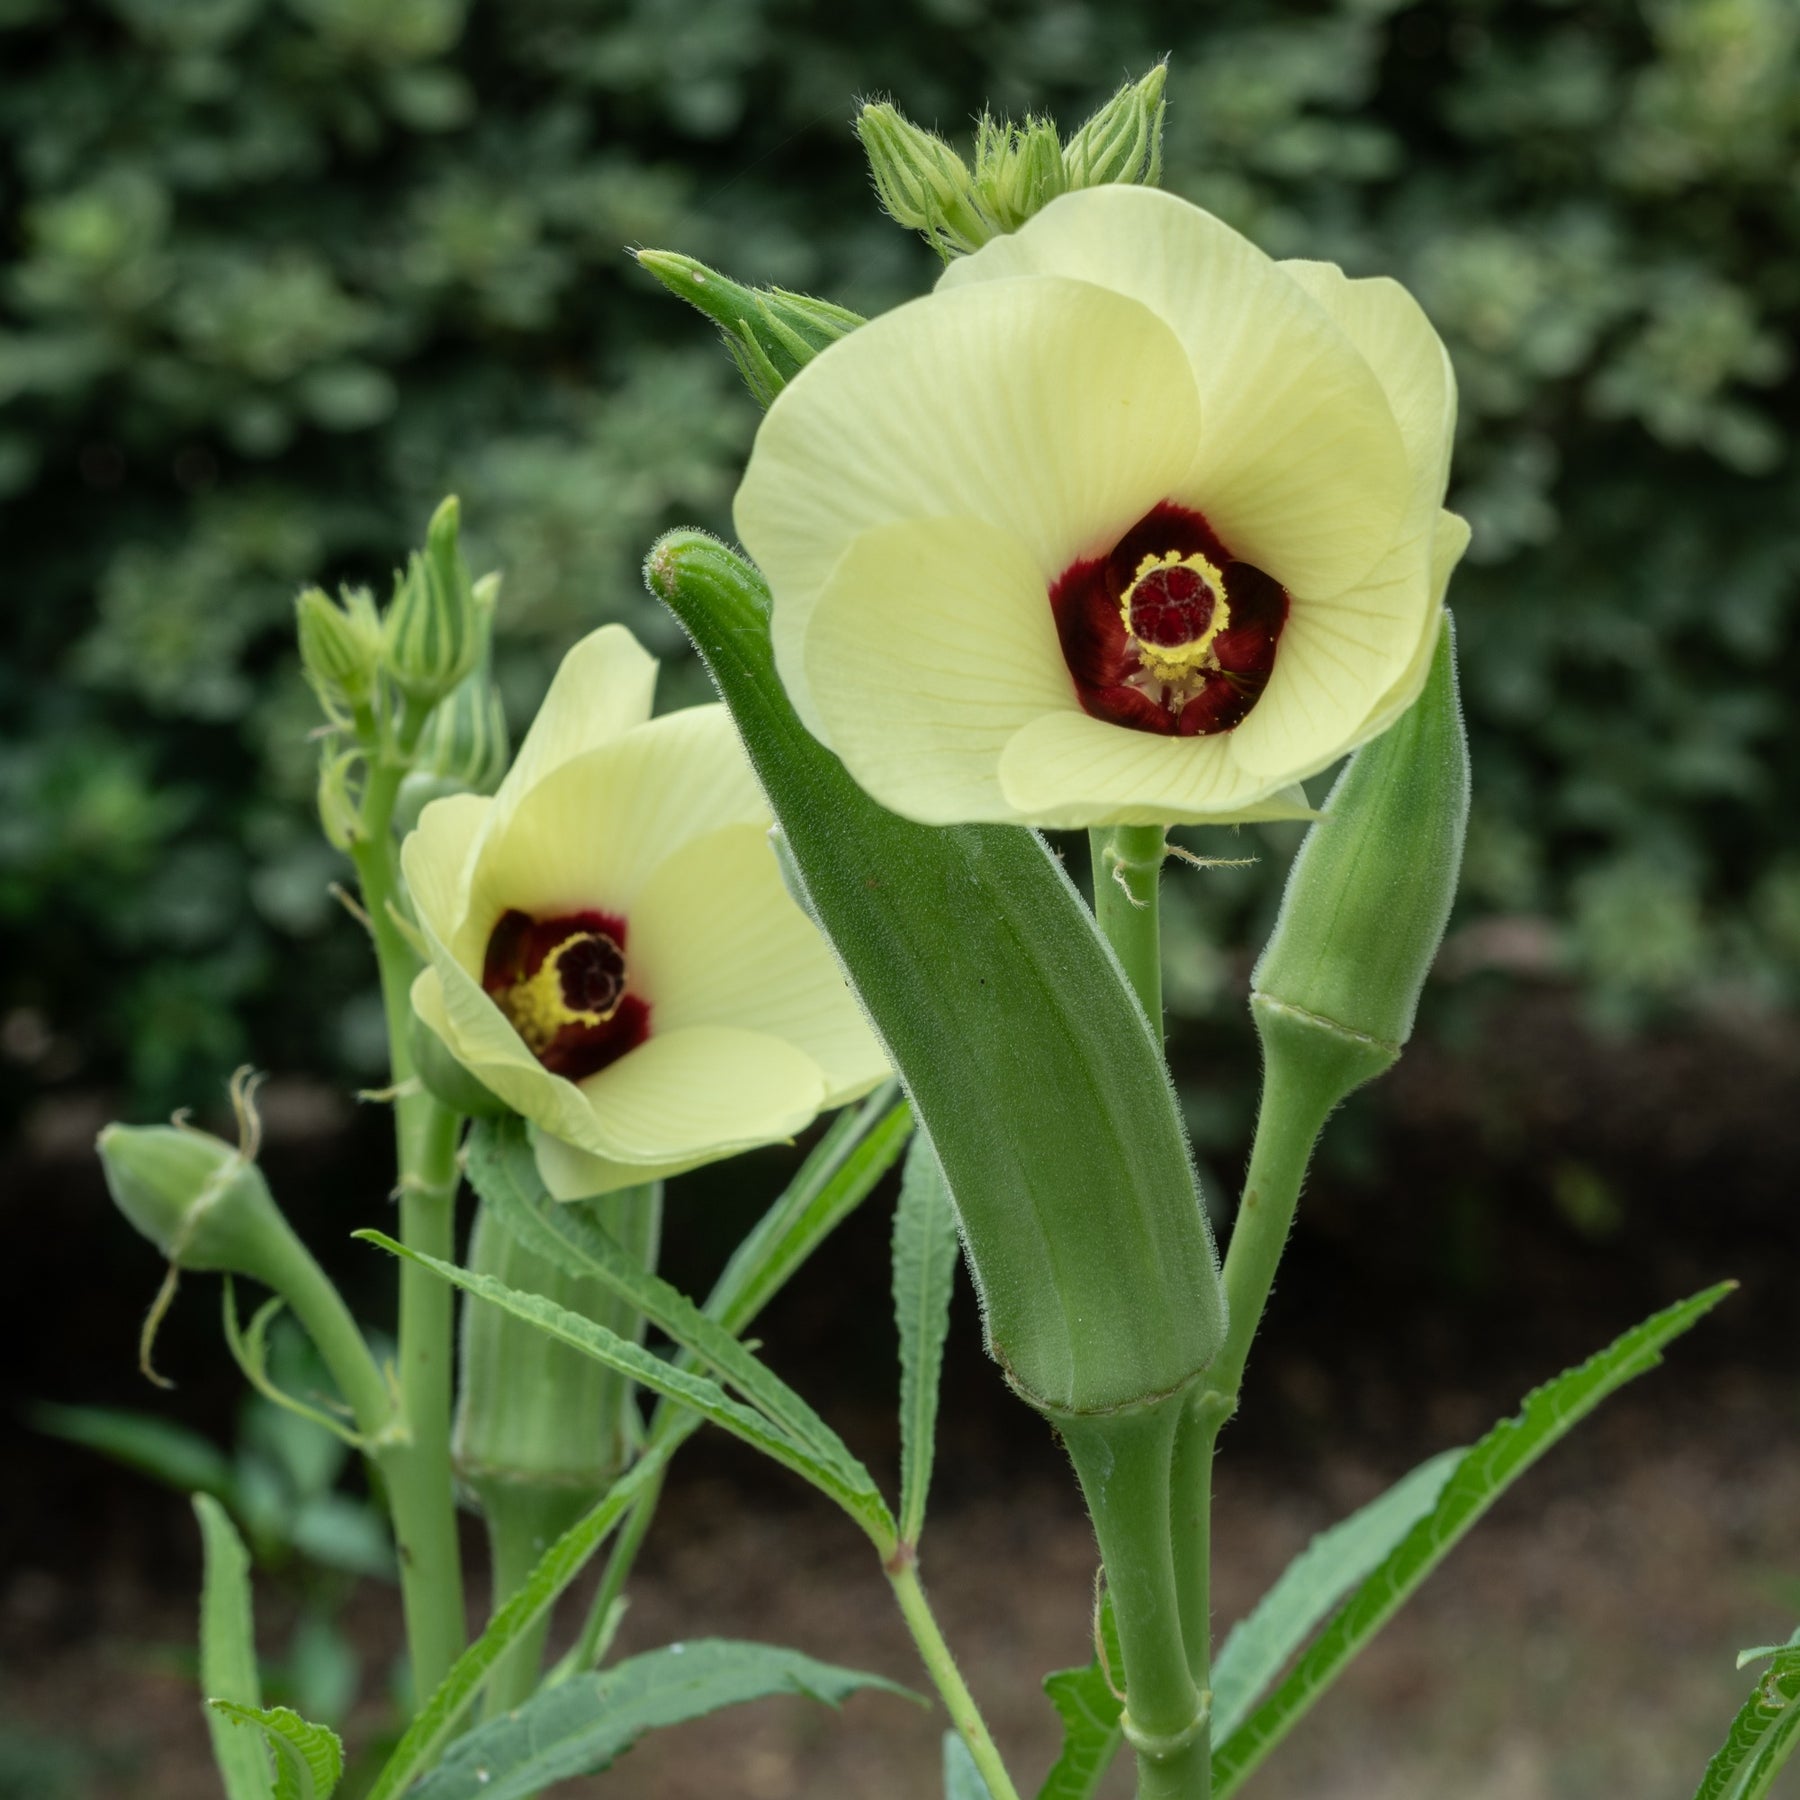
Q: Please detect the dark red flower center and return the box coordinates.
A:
[1048,502,1290,737]
[481,909,650,1082]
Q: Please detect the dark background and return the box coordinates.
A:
[4,0,1799,1793]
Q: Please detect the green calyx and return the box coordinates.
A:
[647,531,1224,1418]
[634,250,864,408]
[1251,614,1470,1107]
[856,64,1167,259]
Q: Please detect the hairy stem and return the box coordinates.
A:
[351,709,468,1701]
[888,1558,1023,1800]
[1089,825,1168,1041]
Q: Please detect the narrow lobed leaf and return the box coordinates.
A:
[410,1640,914,1799]
[705,1082,910,1338]
[944,1728,998,1799]
[464,1120,887,1509]
[1211,1448,1462,1741]
[894,1131,961,1547]
[354,1229,896,1550]
[1212,1283,1735,1796]
[1690,1645,1800,1800]
[194,1494,276,1800]
[34,1402,235,1500]
[206,1703,343,1800]
[1036,1594,1123,1800]
[363,1446,673,1800]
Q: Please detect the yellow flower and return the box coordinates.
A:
[401,624,890,1197]
[735,186,1469,828]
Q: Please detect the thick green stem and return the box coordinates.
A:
[888,1558,1023,1800]
[350,709,468,1701]
[481,1483,590,1715]
[1089,826,1167,1042]
[1062,1398,1209,1800]
[1168,1397,1220,1695]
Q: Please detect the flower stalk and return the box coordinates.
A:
[349,691,469,1701]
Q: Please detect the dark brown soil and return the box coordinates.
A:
[5,990,1797,1797]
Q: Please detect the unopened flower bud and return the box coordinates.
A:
[382,497,488,707]
[98,1117,285,1277]
[855,101,991,258]
[635,251,864,409]
[1061,64,1167,190]
[972,114,1066,234]
[297,585,383,714]
[1251,615,1469,1104]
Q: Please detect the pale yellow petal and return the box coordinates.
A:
[630,824,890,1101]
[454,706,767,969]
[408,961,616,1155]
[531,1127,728,1201]
[1278,260,1457,506]
[995,712,1315,829]
[488,624,658,839]
[1232,520,1438,781]
[735,276,1203,738]
[802,516,1076,823]
[942,187,1412,599]
[575,1025,826,1162]
[401,791,491,947]
[1356,511,1472,741]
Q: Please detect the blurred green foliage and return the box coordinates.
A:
[4,0,1798,1122]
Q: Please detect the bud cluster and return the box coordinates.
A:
[856,64,1167,258]
[294,496,509,848]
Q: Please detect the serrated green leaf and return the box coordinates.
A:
[207,1703,343,1800]
[1213,1283,1735,1796]
[944,1729,996,1799]
[364,1445,672,1800]
[194,1494,275,1800]
[1037,1595,1122,1800]
[1691,1646,1800,1800]
[410,1640,911,1798]
[894,1131,960,1547]
[34,1402,235,1500]
[459,1126,893,1523]
[1211,1447,1462,1741]
[466,1117,880,1501]
[354,1228,896,1550]
[704,1082,910,1337]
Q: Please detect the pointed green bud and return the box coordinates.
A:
[297,584,383,714]
[1251,615,1470,1105]
[855,101,992,258]
[98,1117,286,1278]
[635,250,864,409]
[413,573,508,784]
[1061,63,1168,190]
[972,113,1066,234]
[381,496,488,707]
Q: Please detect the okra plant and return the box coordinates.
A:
[90,66,1751,1800]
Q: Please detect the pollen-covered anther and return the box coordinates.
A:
[497,930,626,1051]
[1119,550,1231,682]
[479,907,646,1082]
